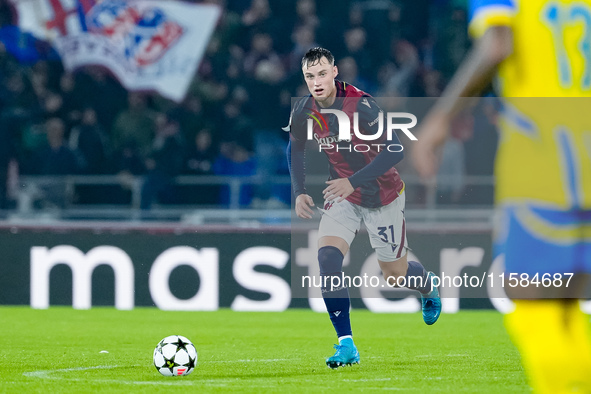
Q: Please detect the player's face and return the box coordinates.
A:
[302,57,338,106]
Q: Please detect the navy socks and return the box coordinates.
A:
[405,260,432,294]
[319,246,352,338]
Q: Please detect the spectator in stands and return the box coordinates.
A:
[59,72,84,127]
[219,97,253,151]
[180,127,219,205]
[39,91,64,120]
[376,39,419,98]
[348,3,364,28]
[140,113,186,210]
[342,27,372,81]
[246,59,290,208]
[112,141,145,177]
[193,53,229,123]
[69,107,117,205]
[184,128,216,176]
[315,0,350,54]
[240,0,284,49]
[421,69,444,97]
[175,96,205,142]
[68,107,109,174]
[77,68,127,131]
[386,2,403,42]
[28,118,82,208]
[287,24,318,73]
[30,118,80,175]
[436,114,472,205]
[29,61,49,99]
[107,137,146,206]
[295,0,319,31]
[243,32,282,76]
[3,69,36,111]
[205,0,243,50]
[109,94,151,204]
[111,92,156,159]
[362,1,401,70]
[337,56,375,95]
[241,0,273,31]
[224,46,246,93]
[213,139,256,207]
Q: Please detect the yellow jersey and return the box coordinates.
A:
[469,0,591,209]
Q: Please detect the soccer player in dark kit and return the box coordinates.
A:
[285,47,442,368]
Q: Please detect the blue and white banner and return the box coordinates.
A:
[12,0,220,102]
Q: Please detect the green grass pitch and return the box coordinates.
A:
[0,307,528,393]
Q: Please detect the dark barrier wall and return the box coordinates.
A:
[0,225,515,312]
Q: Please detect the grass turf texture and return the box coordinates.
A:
[1,307,527,393]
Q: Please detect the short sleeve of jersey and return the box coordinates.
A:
[356,96,383,136]
[469,0,516,39]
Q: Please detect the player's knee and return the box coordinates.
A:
[318,246,344,275]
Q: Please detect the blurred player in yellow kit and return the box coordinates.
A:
[412,0,591,392]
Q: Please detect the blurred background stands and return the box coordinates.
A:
[0,0,495,226]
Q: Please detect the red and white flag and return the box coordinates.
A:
[11,0,220,102]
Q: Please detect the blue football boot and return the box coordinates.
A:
[326,338,360,369]
[421,272,442,325]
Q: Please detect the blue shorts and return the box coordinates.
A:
[494,204,591,276]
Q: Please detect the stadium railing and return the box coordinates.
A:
[7,174,495,225]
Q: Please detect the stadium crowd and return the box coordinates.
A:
[0,0,494,210]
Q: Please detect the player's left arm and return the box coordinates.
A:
[324,97,404,202]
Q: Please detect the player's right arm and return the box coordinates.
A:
[412,0,514,179]
[285,98,315,219]
[287,137,315,219]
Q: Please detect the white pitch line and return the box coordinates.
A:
[23,365,124,379]
[23,358,290,378]
[23,365,248,387]
[22,360,293,387]
[22,365,406,389]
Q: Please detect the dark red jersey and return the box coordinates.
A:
[288,80,404,208]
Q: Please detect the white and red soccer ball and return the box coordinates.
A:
[153,335,197,376]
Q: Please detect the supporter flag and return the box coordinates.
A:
[10,0,221,102]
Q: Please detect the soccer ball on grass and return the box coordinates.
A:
[153,335,197,376]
